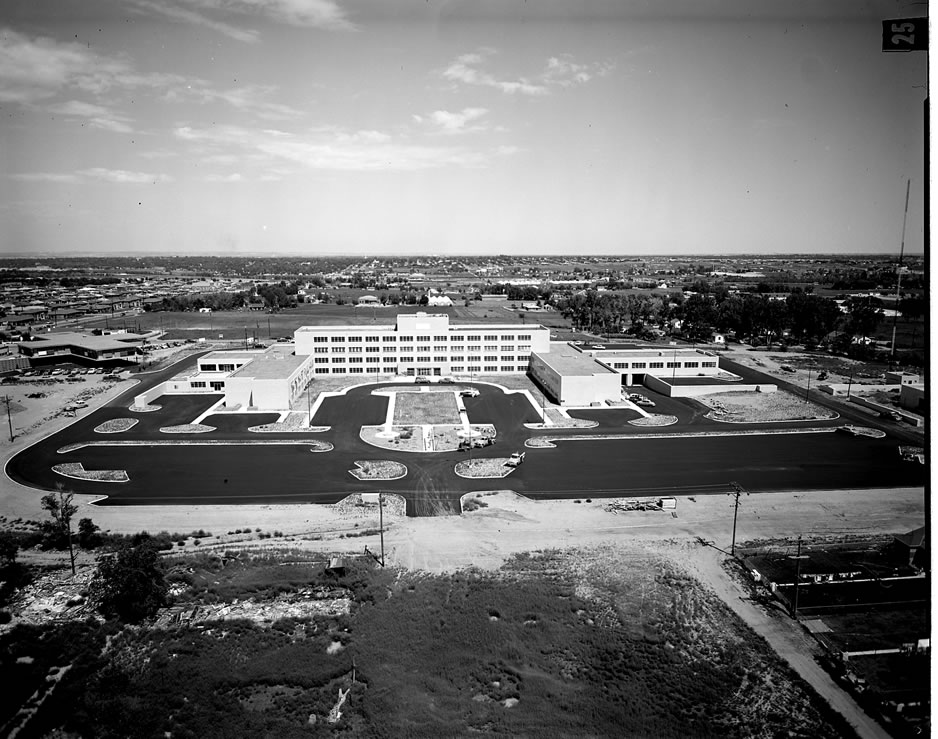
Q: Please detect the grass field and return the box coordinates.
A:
[1,548,857,738]
[393,390,461,425]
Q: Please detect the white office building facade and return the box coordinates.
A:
[294,313,550,377]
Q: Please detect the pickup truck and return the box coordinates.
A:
[506,452,526,467]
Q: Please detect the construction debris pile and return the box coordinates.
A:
[603,498,676,514]
[154,587,351,628]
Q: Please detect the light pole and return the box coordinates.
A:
[378,491,385,566]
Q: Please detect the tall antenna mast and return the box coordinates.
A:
[889,178,911,364]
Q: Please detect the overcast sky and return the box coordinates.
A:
[0,0,927,256]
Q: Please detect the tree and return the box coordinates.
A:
[90,541,168,623]
[786,293,840,344]
[78,518,102,549]
[0,531,17,565]
[844,296,884,340]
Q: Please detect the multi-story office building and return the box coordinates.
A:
[294,313,550,378]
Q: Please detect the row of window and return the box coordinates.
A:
[313,365,528,375]
[608,360,718,371]
[311,333,534,344]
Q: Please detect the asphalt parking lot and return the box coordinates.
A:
[5,357,927,515]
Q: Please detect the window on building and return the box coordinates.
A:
[484,345,497,351]
[516,365,527,372]
[434,335,447,341]
[218,364,234,371]
[417,335,430,341]
[452,366,464,373]
[365,336,379,342]
[468,355,481,362]
[501,366,513,372]
[329,336,343,343]
[684,361,699,368]
[650,361,664,369]
[366,367,379,373]
[484,365,498,372]
[484,334,498,341]
[383,365,396,373]
[399,336,413,343]
[350,367,363,373]
[614,362,626,369]
[382,336,396,342]
[666,362,679,368]
[451,355,463,362]
[434,356,446,362]
[314,348,328,354]
[210,382,224,391]
[366,357,380,363]
[400,356,413,363]
[331,357,344,363]
[200,364,217,372]
[632,362,646,369]
[333,346,345,353]
[501,356,514,362]
[467,335,480,341]
[468,365,481,373]
[348,336,361,342]
[518,334,531,340]
[519,344,531,351]
[451,335,464,342]
[315,336,329,343]
[484,355,497,362]
[349,346,362,353]
[191,381,206,388]
[384,346,396,352]
[417,356,431,363]
[703,361,717,368]
[417,345,430,352]
[500,346,512,352]
[315,368,329,374]
[366,347,379,353]
[349,357,363,363]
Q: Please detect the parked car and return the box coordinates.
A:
[780,365,795,373]
[439,377,455,384]
[835,425,862,436]
[458,437,494,450]
[459,388,480,397]
[880,410,902,422]
[414,376,431,384]
[635,398,656,407]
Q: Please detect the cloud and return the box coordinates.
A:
[184,83,302,120]
[442,49,614,96]
[443,51,547,96]
[10,172,81,184]
[426,108,489,134]
[77,168,174,184]
[130,0,355,41]
[204,173,245,182]
[174,123,489,171]
[130,0,260,43]
[48,100,134,133]
[11,168,172,184]
[0,27,190,105]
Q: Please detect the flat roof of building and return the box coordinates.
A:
[200,351,265,363]
[228,348,306,380]
[17,331,140,352]
[533,343,615,376]
[580,345,714,360]
[294,322,545,333]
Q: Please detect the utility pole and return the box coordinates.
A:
[728,482,748,556]
[1,395,12,442]
[846,369,854,400]
[804,367,812,403]
[378,491,385,566]
[788,535,809,619]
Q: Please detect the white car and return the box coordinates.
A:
[460,388,480,397]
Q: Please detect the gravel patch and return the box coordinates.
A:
[52,462,129,483]
[129,404,162,413]
[349,460,407,481]
[699,390,837,423]
[159,424,217,433]
[94,418,139,433]
[628,414,678,427]
[455,459,514,478]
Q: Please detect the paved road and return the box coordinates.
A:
[6,354,927,515]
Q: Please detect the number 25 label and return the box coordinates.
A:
[891,22,915,46]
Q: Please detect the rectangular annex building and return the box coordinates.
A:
[16,331,143,365]
[528,343,622,406]
[294,312,550,378]
[578,345,721,387]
